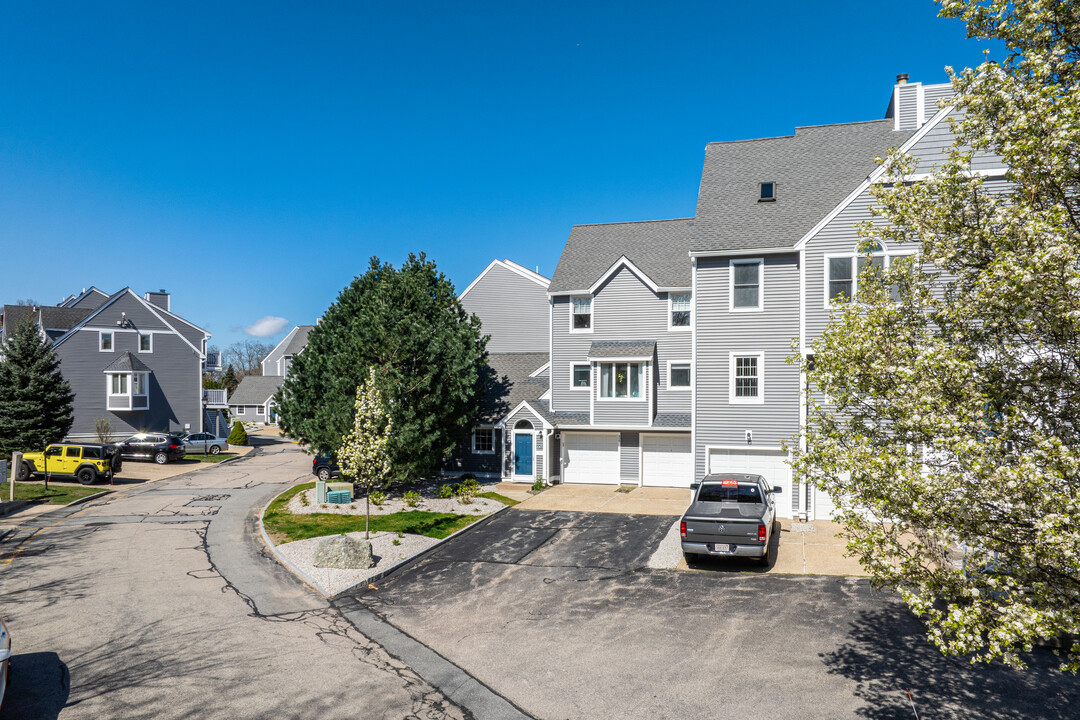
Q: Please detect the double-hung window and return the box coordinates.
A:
[572,296,592,331]
[670,293,691,328]
[472,428,495,454]
[827,244,893,306]
[730,353,764,404]
[731,259,763,310]
[139,333,152,352]
[571,363,591,389]
[669,362,691,389]
[99,331,113,352]
[599,362,642,399]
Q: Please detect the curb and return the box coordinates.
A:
[0,500,30,518]
[259,485,514,598]
[65,490,112,507]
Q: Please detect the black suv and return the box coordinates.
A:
[311,455,340,481]
[112,434,186,465]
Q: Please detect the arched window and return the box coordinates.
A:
[515,419,534,430]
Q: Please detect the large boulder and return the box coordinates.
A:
[312,535,374,569]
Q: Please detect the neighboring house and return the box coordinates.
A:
[0,287,223,441]
[228,324,315,424]
[529,74,1005,519]
[442,260,551,479]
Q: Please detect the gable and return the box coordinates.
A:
[461,261,550,354]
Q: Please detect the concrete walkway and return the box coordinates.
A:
[505,482,692,515]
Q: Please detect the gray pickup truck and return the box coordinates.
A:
[680,474,782,566]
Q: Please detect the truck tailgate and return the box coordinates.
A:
[683,516,762,545]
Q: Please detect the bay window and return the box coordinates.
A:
[599,362,642,399]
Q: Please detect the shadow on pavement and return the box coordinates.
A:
[0,651,68,720]
[821,608,1079,719]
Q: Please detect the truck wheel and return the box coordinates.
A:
[77,467,96,485]
[757,549,771,568]
[682,552,696,569]
[16,462,32,482]
[209,445,221,455]
[154,452,168,465]
[317,467,331,481]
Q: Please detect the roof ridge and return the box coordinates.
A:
[570,217,693,230]
[705,119,895,147]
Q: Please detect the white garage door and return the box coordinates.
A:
[563,432,620,485]
[707,448,794,519]
[812,485,839,521]
[641,434,692,487]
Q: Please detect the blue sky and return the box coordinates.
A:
[0,1,998,349]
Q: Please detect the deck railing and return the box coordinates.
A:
[202,388,228,407]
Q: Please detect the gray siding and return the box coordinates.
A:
[908,110,1003,173]
[262,327,298,377]
[503,404,545,478]
[620,431,639,481]
[923,83,953,113]
[461,263,549,353]
[897,84,919,129]
[693,254,802,478]
[550,264,691,422]
[72,291,108,310]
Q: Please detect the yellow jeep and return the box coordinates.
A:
[17,443,113,485]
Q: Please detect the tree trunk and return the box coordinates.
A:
[365,490,370,540]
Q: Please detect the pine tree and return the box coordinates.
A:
[0,315,75,458]
[227,421,248,446]
[222,364,239,395]
[275,253,487,482]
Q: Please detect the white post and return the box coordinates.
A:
[10,452,22,502]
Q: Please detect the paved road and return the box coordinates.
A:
[347,508,1079,720]
[0,440,483,720]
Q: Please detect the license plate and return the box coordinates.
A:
[710,543,733,553]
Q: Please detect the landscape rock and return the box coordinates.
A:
[311,535,374,569]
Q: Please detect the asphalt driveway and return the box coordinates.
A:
[346,508,1078,720]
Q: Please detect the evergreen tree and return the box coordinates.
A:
[222,364,239,395]
[276,253,487,482]
[0,315,75,458]
[227,421,248,445]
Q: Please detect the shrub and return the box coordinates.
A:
[403,490,421,507]
[531,478,544,492]
[454,480,477,505]
[370,490,386,506]
[392,538,400,546]
[299,492,310,506]
[436,484,454,499]
[227,421,248,445]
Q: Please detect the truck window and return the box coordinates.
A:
[698,483,762,503]
[46,446,63,457]
[65,447,81,458]
[83,447,101,459]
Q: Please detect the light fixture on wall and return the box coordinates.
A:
[116,312,130,328]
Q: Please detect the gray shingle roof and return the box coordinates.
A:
[587,340,656,360]
[228,375,284,406]
[549,218,693,293]
[283,325,315,355]
[102,352,151,373]
[653,413,691,428]
[691,120,914,254]
[529,399,589,427]
[2,305,93,333]
[478,352,550,424]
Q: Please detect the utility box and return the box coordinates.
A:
[315,480,327,504]
[326,490,351,504]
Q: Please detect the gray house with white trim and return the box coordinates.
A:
[229,324,317,424]
[524,75,1005,519]
[0,287,219,441]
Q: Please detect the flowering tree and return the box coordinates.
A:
[338,368,393,540]
[793,0,1080,670]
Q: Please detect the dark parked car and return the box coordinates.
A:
[680,474,782,566]
[311,455,340,482]
[113,433,186,465]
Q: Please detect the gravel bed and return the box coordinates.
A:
[646,518,683,569]
[275,531,440,597]
[288,484,503,517]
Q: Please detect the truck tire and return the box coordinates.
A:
[77,467,96,485]
[154,451,168,465]
[17,462,32,482]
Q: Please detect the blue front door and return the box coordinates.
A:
[514,433,533,477]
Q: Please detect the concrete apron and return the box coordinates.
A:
[511,483,692,516]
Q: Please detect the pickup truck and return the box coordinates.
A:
[680,474,782,566]
[17,443,114,485]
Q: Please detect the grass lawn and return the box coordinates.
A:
[478,491,519,507]
[182,453,236,464]
[263,482,510,544]
[0,481,110,505]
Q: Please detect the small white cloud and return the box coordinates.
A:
[244,316,289,338]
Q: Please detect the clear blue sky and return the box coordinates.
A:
[0,1,997,349]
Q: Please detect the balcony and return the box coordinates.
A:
[203,350,222,372]
[202,388,228,408]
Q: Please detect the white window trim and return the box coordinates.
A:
[256,405,265,416]
[667,360,692,391]
[106,371,150,410]
[824,248,905,309]
[729,352,765,405]
[569,362,591,391]
[235,406,246,415]
[668,292,692,331]
[471,426,496,455]
[99,331,114,352]
[569,295,593,334]
[729,258,764,312]
[596,361,647,402]
[138,332,153,353]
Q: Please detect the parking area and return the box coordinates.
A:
[346,507,1073,719]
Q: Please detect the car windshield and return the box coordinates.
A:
[698,483,763,503]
